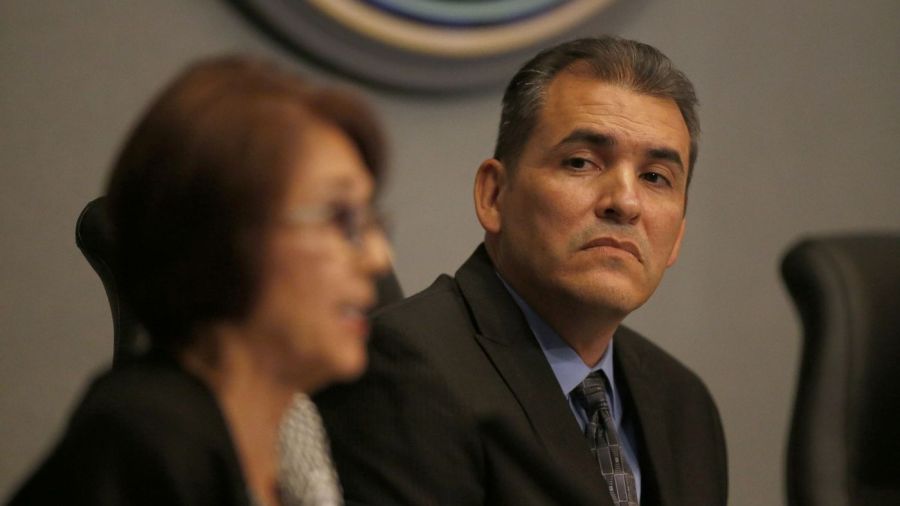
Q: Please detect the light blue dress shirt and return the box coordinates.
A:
[499,276,642,498]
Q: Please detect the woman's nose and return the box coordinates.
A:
[359,228,392,277]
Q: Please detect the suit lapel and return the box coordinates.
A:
[615,329,678,506]
[455,246,611,504]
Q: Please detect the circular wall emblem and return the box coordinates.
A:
[231,0,616,93]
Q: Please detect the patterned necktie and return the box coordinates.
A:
[278,393,343,506]
[573,371,639,506]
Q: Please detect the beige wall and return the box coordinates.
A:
[2,1,898,504]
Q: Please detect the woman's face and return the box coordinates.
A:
[245,123,390,393]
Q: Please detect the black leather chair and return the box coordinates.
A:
[781,234,900,506]
[76,196,404,367]
[76,197,143,365]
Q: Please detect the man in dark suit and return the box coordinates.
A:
[316,36,728,506]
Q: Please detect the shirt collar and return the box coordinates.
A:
[497,273,618,400]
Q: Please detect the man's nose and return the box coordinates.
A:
[594,167,641,224]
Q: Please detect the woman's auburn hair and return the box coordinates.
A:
[105,55,385,349]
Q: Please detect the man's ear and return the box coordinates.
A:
[474,158,506,234]
[666,218,687,267]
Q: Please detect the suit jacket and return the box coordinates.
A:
[8,351,251,506]
[316,245,727,506]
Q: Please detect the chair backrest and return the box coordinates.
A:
[781,234,900,506]
[76,196,404,367]
[76,196,143,365]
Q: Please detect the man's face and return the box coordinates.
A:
[484,72,690,322]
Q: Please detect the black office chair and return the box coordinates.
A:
[781,234,900,506]
[76,197,144,365]
[76,196,404,367]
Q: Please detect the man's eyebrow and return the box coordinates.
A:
[555,129,616,149]
[556,129,685,172]
[647,147,685,172]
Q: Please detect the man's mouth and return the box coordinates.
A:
[582,236,643,263]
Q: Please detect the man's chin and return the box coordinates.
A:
[567,280,649,317]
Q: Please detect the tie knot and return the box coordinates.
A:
[573,371,611,414]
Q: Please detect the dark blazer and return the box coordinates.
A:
[316,245,727,506]
[8,351,251,506]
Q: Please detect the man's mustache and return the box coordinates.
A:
[570,224,648,263]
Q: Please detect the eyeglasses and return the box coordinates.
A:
[284,203,386,247]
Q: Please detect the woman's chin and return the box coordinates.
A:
[302,346,368,393]
[332,347,369,383]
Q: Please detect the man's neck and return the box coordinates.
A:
[532,298,620,367]
[489,252,623,367]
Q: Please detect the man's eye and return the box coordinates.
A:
[563,157,595,171]
[641,172,670,186]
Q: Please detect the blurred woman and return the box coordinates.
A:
[10,56,390,505]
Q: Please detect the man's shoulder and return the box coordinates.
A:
[370,273,473,347]
[355,268,514,415]
[615,325,715,400]
[374,273,461,318]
